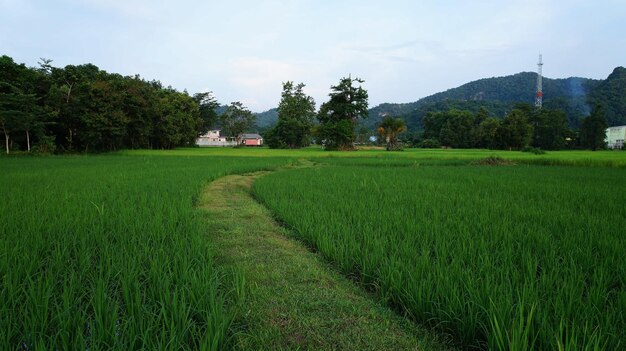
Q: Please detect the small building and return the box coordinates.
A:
[605,125,626,150]
[196,130,236,147]
[239,133,263,146]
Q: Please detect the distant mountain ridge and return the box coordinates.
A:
[252,67,626,131]
[254,108,279,130]
[365,72,604,130]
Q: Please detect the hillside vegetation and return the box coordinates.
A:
[588,66,626,126]
[366,72,609,130]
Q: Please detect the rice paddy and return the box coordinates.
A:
[253,161,626,350]
[0,155,290,350]
[2,148,625,350]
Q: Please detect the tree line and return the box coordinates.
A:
[1,54,613,154]
[265,78,611,152]
[0,55,221,153]
[418,104,608,151]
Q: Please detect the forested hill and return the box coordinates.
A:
[254,108,278,129]
[365,72,604,130]
[244,69,625,132]
[419,72,598,104]
[587,66,626,126]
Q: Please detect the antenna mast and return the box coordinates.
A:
[535,54,543,108]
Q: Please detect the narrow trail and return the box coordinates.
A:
[197,165,451,351]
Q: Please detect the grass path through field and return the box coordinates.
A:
[197,165,452,351]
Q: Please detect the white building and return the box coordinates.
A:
[605,125,626,150]
[196,130,236,147]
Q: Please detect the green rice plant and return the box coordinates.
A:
[119,147,626,168]
[253,164,626,350]
[0,155,290,350]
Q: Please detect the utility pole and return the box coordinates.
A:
[535,54,543,108]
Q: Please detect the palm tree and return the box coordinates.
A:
[377,116,407,151]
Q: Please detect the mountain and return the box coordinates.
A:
[250,68,625,131]
[365,72,602,130]
[254,108,279,130]
[587,66,626,126]
[212,106,277,132]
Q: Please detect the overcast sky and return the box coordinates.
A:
[1,0,625,111]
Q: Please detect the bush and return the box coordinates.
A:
[31,135,57,154]
[263,127,286,149]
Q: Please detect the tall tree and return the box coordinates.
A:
[317,76,368,150]
[580,105,608,150]
[193,91,220,134]
[497,109,533,150]
[220,101,255,145]
[422,111,447,140]
[377,116,406,151]
[438,110,474,148]
[475,117,501,149]
[0,88,40,154]
[528,108,569,150]
[267,81,316,149]
[0,56,46,153]
[0,82,18,154]
[153,89,202,149]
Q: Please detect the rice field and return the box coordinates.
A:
[0,155,290,350]
[122,147,626,168]
[2,148,625,350]
[253,161,626,350]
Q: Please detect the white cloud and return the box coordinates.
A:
[226,58,307,110]
[2,0,624,111]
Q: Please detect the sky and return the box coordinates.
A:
[1,0,625,112]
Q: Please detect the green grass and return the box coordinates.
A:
[253,163,626,350]
[0,155,291,350]
[197,170,452,350]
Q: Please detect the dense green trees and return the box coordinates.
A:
[580,105,609,150]
[0,56,46,153]
[587,67,626,126]
[266,82,316,149]
[422,107,570,150]
[193,91,220,134]
[0,55,207,153]
[317,76,368,150]
[219,101,256,145]
[474,117,501,149]
[528,108,569,150]
[498,109,533,150]
[419,102,615,151]
[418,104,612,151]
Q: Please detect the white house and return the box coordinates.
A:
[196,130,236,147]
[605,125,626,150]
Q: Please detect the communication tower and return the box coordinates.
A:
[535,54,543,108]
